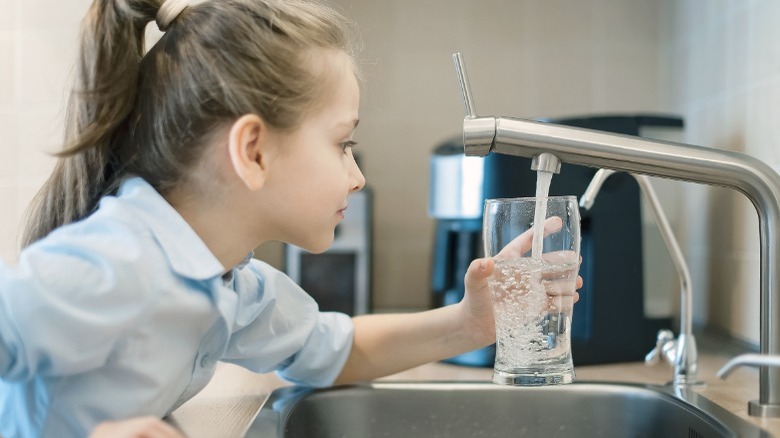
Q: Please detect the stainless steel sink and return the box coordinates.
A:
[247,381,770,437]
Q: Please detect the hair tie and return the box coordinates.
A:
[156,0,189,32]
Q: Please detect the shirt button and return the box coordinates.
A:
[200,354,211,368]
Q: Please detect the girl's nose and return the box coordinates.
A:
[351,167,366,192]
[350,157,366,192]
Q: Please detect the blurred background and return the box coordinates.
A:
[0,0,777,349]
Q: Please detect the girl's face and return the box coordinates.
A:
[262,52,365,253]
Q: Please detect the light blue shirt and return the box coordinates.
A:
[0,177,354,437]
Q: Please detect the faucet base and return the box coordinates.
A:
[748,400,780,418]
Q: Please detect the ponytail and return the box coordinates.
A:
[21,0,161,247]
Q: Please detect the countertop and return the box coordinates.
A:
[168,352,780,437]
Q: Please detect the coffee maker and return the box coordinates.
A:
[428,114,684,367]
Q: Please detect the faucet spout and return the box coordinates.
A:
[581,169,698,386]
[453,53,780,417]
[531,152,562,174]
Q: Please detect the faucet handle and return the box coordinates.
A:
[645,329,676,366]
[452,52,477,118]
[452,53,496,157]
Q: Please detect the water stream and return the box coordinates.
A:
[531,171,553,259]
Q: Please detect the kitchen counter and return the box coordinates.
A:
[168,352,780,437]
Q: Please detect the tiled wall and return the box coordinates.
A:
[661,0,780,344]
[3,0,771,344]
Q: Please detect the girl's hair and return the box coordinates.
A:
[21,0,359,247]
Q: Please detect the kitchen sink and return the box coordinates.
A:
[247,381,770,437]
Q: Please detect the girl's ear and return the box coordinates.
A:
[227,114,269,190]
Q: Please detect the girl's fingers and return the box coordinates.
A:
[496,216,564,259]
[464,257,494,289]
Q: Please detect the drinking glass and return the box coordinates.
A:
[484,196,581,385]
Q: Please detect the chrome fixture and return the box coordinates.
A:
[453,52,780,417]
[531,152,561,174]
[718,353,780,380]
[580,169,698,386]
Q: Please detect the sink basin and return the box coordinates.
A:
[248,381,769,437]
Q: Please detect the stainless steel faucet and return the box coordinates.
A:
[718,354,780,380]
[453,52,780,417]
[580,169,698,386]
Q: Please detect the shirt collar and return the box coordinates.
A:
[115,177,226,281]
[221,251,255,285]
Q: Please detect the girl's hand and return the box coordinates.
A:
[494,215,582,305]
[89,417,185,438]
[460,216,584,348]
[496,216,564,259]
[460,257,497,347]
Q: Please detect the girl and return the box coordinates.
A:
[0,0,579,436]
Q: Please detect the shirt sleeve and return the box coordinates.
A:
[0,223,149,381]
[221,260,354,387]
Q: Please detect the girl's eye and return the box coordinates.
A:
[340,140,358,152]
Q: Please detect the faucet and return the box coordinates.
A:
[453,52,780,417]
[718,354,780,380]
[580,169,698,386]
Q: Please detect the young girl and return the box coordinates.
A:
[0,0,578,436]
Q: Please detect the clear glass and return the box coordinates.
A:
[484,196,581,386]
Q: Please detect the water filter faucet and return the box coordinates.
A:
[452,52,780,417]
[718,354,780,380]
[581,169,698,386]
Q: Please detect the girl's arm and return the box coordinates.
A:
[334,258,496,384]
[89,417,184,438]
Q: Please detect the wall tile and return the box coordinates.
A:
[596,0,660,47]
[16,30,76,106]
[0,111,18,183]
[723,9,748,90]
[371,233,433,310]
[459,0,526,44]
[666,44,690,110]
[747,0,780,83]
[15,109,60,186]
[745,79,780,165]
[0,34,13,105]
[687,24,726,105]
[708,252,760,344]
[592,43,662,112]
[667,0,696,46]
[0,0,14,32]
[0,186,20,264]
[720,91,748,153]
[18,0,90,32]
[523,43,595,117]
[523,0,595,47]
